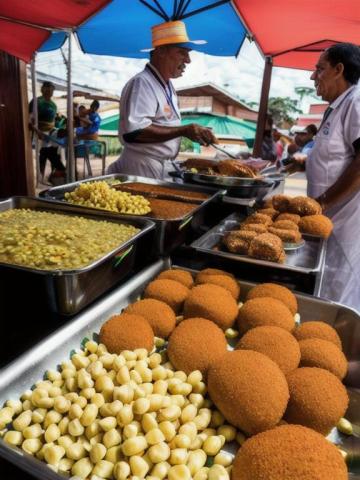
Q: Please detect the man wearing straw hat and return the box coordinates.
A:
[107,20,217,179]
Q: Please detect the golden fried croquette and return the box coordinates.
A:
[284,367,349,435]
[167,318,227,376]
[271,194,291,212]
[299,214,333,238]
[293,321,342,349]
[223,230,257,255]
[232,424,347,480]
[237,297,295,335]
[144,279,189,314]
[298,338,348,379]
[276,212,301,224]
[183,283,238,330]
[236,326,300,374]
[99,313,154,353]
[156,268,194,288]
[246,282,298,315]
[195,268,235,280]
[248,233,285,263]
[268,227,302,243]
[244,213,273,226]
[289,196,322,216]
[257,207,279,219]
[207,350,289,435]
[272,219,299,231]
[239,222,268,234]
[124,298,176,338]
[195,273,240,300]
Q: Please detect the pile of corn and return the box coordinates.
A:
[65,182,151,215]
[0,209,139,270]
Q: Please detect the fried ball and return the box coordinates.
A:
[299,214,333,238]
[272,219,299,231]
[289,196,322,216]
[144,279,190,314]
[272,194,291,212]
[244,213,273,226]
[276,212,301,224]
[232,424,347,480]
[207,350,289,435]
[99,313,154,353]
[246,282,298,315]
[195,273,240,300]
[239,222,268,234]
[223,230,257,255]
[124,298,176,338]
[248,233,286,263]
[284,367,349,435]
[195,268,235,280]
[167,318,227,376]
[257,207,279,219]
[293,321,342,349]
[237,297,295,335]
[268,227,302,243]
[156,268,194,288]
[262,198,273,208]
[236,326,300,374]
[183,283,238,330]
[298,338,348,379]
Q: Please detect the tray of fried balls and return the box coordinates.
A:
[0,264,357,480]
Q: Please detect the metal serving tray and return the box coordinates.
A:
[0,258,359,479]
[191,212,326,274]
[40,174,223,256]
[0,197,154,315]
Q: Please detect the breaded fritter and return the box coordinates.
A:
[156,268,194,288]
[276,212,301,224]
[284,367,349,435]
[223,230,257,255]
[246,282,298,315]
[248,233,285,263]
[272,219,299,231]
[144,279,190,314]
[124,298,176,338]
[195,268,235,280]
[195,273,240,300]
[268,226,302,243]
[299,214,333,238]
[207,350,289,435]
[232,424,347,480]
[293,321,342,349]
[298,338,348,379]
[257,207,279,219]
[244,213,273,226]
[239,222,268,234]
[289,196,322,216]
[271,194,291,212]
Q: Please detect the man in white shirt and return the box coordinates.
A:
[107,21,217,179]
[307,43,360,312]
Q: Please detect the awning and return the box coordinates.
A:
[233,0,360,70]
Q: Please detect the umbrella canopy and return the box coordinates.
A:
[39,0,247,58]
[233,0,360,70]
[0,0,112,62]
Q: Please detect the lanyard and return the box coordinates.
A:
[146,64,180,119]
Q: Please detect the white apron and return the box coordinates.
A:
[307,86,360,313]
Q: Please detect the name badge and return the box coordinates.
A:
[322,121,331,136]
[163,103,172,117]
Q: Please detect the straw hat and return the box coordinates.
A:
[142,20,206,51]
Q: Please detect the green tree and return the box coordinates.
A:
[268,97,302,127]
[294,86,317,103]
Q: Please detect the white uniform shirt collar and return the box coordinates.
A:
[330,84,357,109]
[146,62,168,88]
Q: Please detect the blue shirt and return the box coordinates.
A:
[301,139,315,156]
[76,111,101,135]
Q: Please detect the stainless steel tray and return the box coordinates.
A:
[190,212,326,274]
[39,174,223,256]
[0,259,359,479]
[0,197,155,315]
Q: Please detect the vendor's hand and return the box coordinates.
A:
[284,154,307,174]
[185,123,218,145]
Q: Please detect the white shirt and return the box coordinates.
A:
[121,63,181,157]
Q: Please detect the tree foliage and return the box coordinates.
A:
[268,97,302,126]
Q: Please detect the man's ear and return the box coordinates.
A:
[335,62,345,78]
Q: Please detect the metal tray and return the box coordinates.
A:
[0,197,155,315]
[0,259,359,479]
[39,174,223,256]
[190,212,326,274]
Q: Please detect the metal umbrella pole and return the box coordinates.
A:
[30,53,41,185]
[66,31,75,182]
[253,56,273,158]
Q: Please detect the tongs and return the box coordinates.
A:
[210,143,238,159]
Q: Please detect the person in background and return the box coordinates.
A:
[261,114,277,161]
[29,81,66,181]
[76,100,101,140]
[307,42,360,312]
[283,124,318,170]
[273,129,285,161]
[107,20,217,179]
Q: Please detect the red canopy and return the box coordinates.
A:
[0,0,111,62]
[233,0,360,70]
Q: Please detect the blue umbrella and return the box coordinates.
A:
[39,0,247,57]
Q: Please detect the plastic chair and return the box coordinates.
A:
[74,140,107,179]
